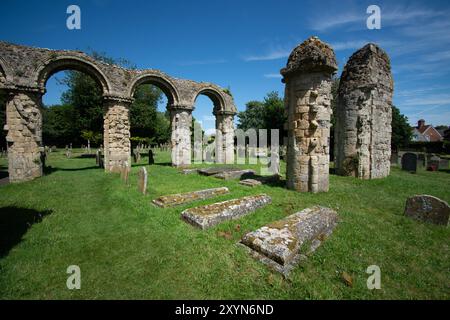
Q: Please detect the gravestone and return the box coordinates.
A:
[181,194,271,229]
[96,149,101,166]
[239,179,262,187]
[401,153,417,173]
[120,161,130,185]
[152,187,229,208]
[417,153,426,168]
[405,195,450,226]
[137,167,148,195]
[428,155,440,171]
[148,149,154,165]
[439,158,449,170]
[240,206,338,277]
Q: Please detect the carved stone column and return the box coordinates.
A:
[334,44,394,179]
[281,37,337,193]
[103,96,132,172]
[4,89,43,183]
[215,111,235,164]
[169,105,192,167]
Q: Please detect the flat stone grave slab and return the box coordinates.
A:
[180,169,198,175]
[152,187,229,208]
[404,195,450,226]
[197,167,238,176]
[214,169,255,180]
[240,206,338,277]
[239,179,262,187]
[181,194,272,229]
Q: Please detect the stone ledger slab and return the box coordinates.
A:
[240,179,262,187]
[214,169,255,180]
[404,195,450,226]
[240,206,338,276]
[197,167,242,176]
[181,194,272,229]
[152,187,229,208]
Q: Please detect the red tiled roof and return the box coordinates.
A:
[417,125,430,134]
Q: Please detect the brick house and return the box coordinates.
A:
[412,119,443,142]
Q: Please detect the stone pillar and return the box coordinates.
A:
[334,44,393,179]
[215,111,235,164]
[169,105,192,167]
[281,37,337,193]
[4,90,43,183]
[103,97,132,172]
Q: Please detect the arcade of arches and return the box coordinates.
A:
[0,41,237,182]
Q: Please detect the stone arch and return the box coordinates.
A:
[127,72,179,106]
[193,86,227,114]
[35,55,112,95]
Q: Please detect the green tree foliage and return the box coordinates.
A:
[391,105,412,150]
[42,51,170,147]
[237,91,286,144]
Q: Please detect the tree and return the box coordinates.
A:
[42,104,79,146]
[391,105,412,151]
[237,91,286,144]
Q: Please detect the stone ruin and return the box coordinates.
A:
[334,44,394,179]
[0,41,237,183]
[281,36,337,193]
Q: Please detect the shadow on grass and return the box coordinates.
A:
[239,172,286,188]
[438,169,450,174]
[43,165,100,175]
[0,207,52,258]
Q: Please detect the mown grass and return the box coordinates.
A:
[0,149,449,299]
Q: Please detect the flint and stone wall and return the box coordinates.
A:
[281,37,337,193]
[215,112,235,164]
[5,91,43,182]
[103,99,131,172]
[334,44,393,179]
[170,107,192,167]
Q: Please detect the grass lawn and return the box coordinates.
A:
[0,149,449,299]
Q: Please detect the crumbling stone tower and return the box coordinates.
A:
[281,37,337,193]
[334,44,393,179]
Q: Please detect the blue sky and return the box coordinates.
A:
[1,0,450,131]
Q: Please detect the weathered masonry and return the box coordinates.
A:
[0,41,237,182]
[281,37,337,193]
[334,44,394,179]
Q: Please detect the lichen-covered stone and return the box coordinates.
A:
[281,37,337,193]
[239,179,262,187]
[240,206,338,276]
[334,44,393,179]
[404,195,450,226]
[152,187,229,208]
[181,194,271,229]
[214,169,255,180]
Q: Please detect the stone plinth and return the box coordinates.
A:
[181,194,271,229]
[334,44,393,179]
[240,206,338,276]
[152,187,229,208]
[281,36,337,193]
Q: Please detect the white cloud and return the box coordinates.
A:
[243,49,290,61]
[263,73,282,79]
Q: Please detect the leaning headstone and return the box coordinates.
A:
[240,206,338,277]
[152,187,229,208]
[401,153,417,173]
[148,149,155,165]
[404,195,450,226]
[181,194,272,229]
[137,167,148,195]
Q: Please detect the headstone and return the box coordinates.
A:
[148,149,154,165]
[120,161,130,185]
[240,206,338,277]
[417,153,426,168]
[137,167,148,195]
[439,158,449,170]
[401,153,417,173]
[152,187,229,208]
[404,195,450,226]
[181,194,272,229]
[427,155,440,171]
